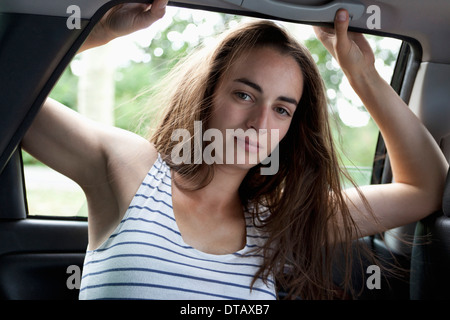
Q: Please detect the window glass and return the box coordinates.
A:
[24,6,402,217]
[23,150,87,217]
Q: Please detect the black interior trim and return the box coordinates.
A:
[0,219,88,257]
[0,13,88,174]
[0,253,85,300]
[0,148,26,219]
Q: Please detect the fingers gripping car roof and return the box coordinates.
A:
[222,0,365,22]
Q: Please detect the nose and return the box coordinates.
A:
[246,103,269,133]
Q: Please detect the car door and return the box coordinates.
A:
[0,3,92,300]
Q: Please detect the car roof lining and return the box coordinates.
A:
[1,0,448,63]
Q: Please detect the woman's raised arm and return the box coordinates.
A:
[315,9,448,237]
[22,1,167,248]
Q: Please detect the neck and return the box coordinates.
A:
[173,164,248,214]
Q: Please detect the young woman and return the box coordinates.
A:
[22,0,448,299]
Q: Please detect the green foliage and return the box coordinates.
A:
[48,64,79,111]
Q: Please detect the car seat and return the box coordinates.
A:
[410,169,450,299]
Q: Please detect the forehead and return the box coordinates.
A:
[221,46,304,100]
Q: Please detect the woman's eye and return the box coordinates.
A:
[235,92,252,101]
[275,106,290,117]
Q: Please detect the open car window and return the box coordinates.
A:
[23,5,402,218]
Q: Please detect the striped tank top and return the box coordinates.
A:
[79,154,276,300]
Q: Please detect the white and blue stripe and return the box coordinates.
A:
[79,154,276,300]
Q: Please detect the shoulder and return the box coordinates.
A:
[102,127,158,170]
[84,127,159,249]
[101,127,159,207]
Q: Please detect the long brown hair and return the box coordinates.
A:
[151,20,373,299]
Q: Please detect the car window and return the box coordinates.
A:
[23,6,402,218]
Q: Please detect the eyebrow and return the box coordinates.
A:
[234,78,299,107]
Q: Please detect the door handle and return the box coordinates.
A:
[222,0,365,22]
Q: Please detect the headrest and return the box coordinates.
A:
[442,169,450,217]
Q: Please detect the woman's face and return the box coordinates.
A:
[208,46,304,171]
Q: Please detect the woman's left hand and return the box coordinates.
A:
[313,9,375,81]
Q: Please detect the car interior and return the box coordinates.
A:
[0,0,449,300]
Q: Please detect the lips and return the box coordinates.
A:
[234,136,260,153]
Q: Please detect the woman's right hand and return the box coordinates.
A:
[81,0,168,51]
